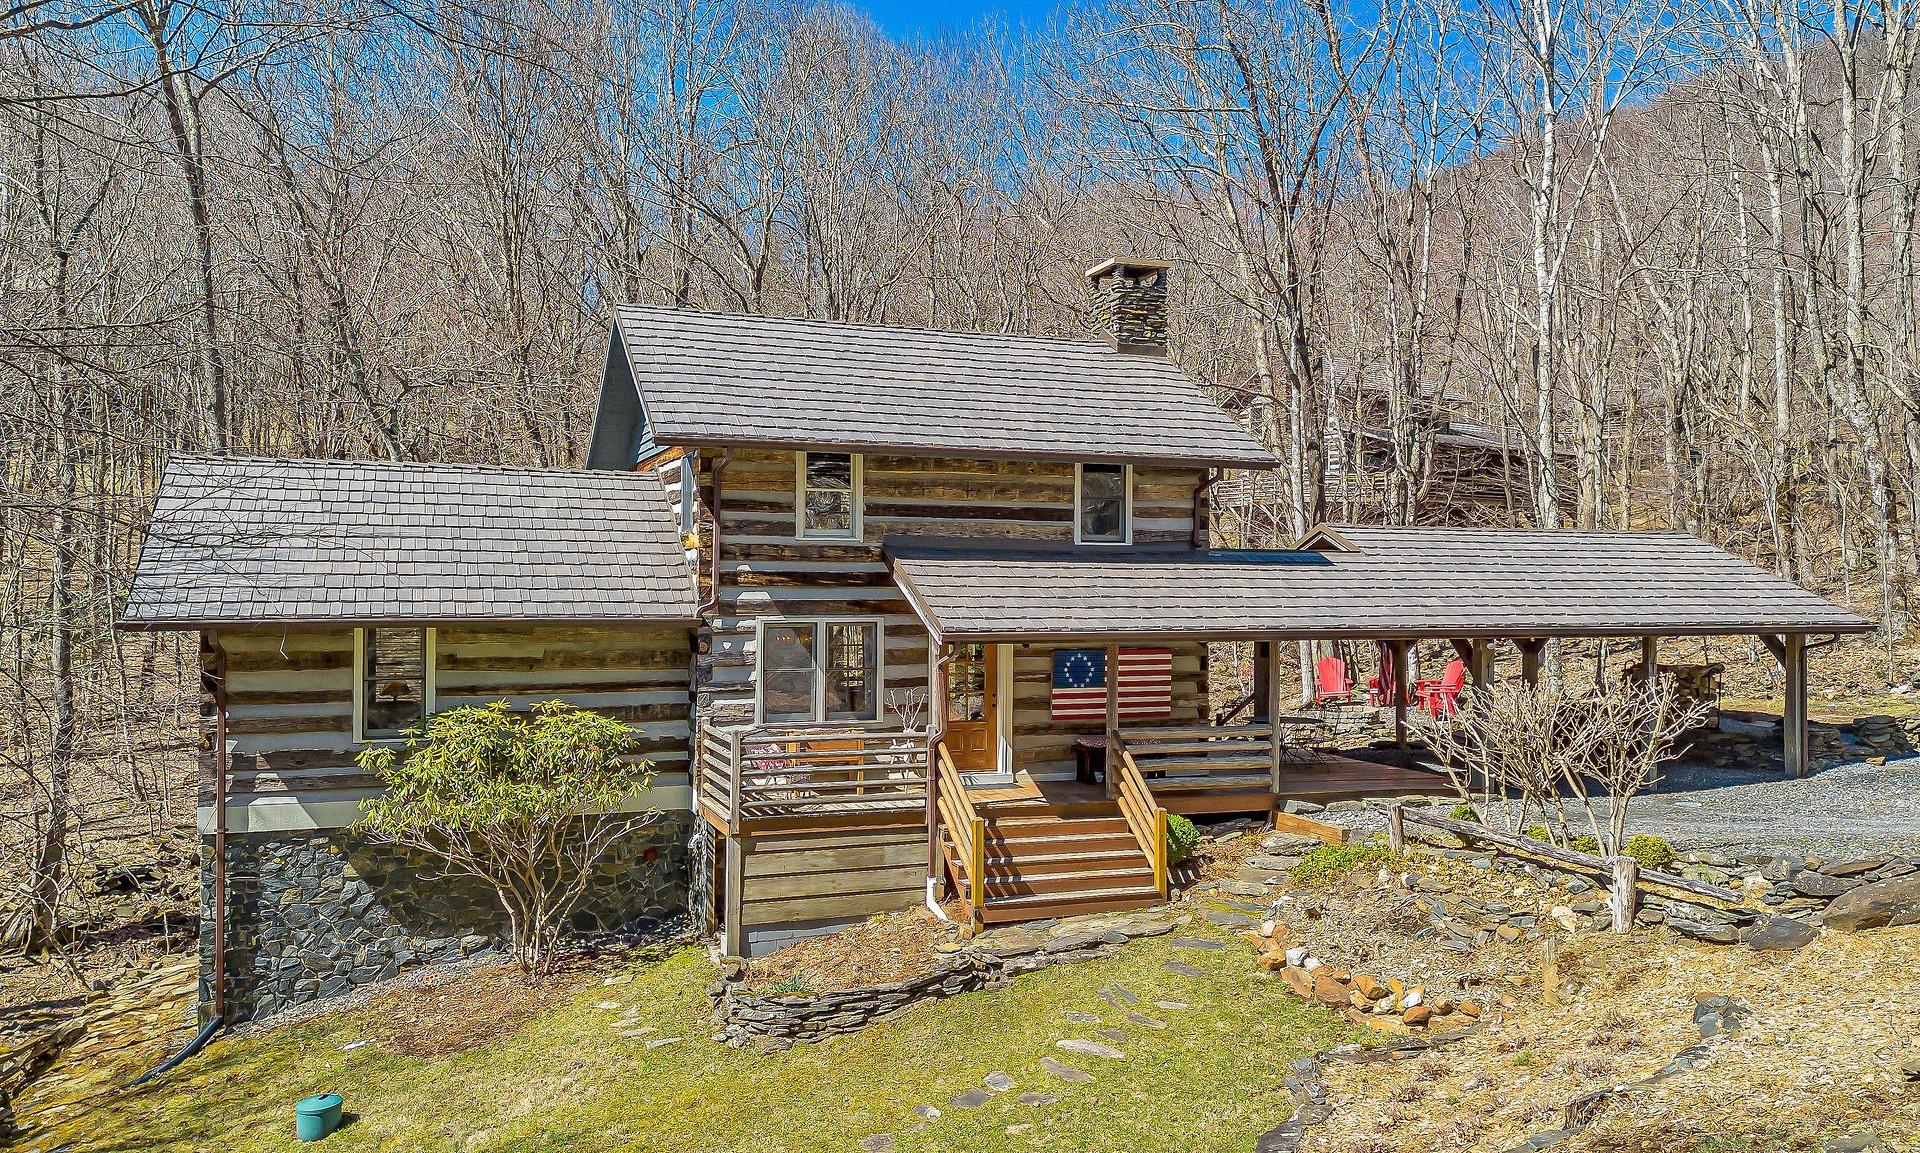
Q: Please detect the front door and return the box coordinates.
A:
[945,643,1000,773]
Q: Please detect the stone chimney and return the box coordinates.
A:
[1085,257,1171,355]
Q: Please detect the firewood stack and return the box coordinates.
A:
[1623,661,1724,721]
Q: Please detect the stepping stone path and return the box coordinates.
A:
[644,1037,682,1049]
[983,1071,1015,1092]
[1061,1010,1102,1024]
[1164,961,1207,977]
[860,1135,896,1152]
[1041,1057,1095,1083]
[1155,1000,1189,1010]
[1057,1039,1125,1060]
[1125,1012,1168,1030]
[1204,908,1259,928]
[1172,936,1224,950]
[1097,1028,1129,1042]
[949,1088,993,1108]
[912,1105,941,1120]
[1016,1092,1057,1106]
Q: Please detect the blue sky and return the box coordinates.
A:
[855,0,1064,38]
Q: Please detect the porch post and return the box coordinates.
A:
[1784,633,1808,778]
[1389,638,1410,747]
[1266,640,1285,794]
[1104,644,1121,799]
[1469,639,1493,690]
[1518,638,1544,687]
[1639,636,1659,686]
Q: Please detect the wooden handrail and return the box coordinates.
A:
[933,742,985,913]
[1108,728,1169,898]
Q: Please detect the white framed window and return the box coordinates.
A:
[1074,462,1133,544]
[353,626,437,742]
[756,618,884,724]
[796,451,862,540]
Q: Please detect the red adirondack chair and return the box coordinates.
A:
[1418,659,1468,717]
[1313,657,1355,706]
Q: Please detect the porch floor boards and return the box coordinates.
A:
[968,750,1450,816]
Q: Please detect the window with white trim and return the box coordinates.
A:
[797,451,862,539]
[354,627,436,741]
[1074,462,1132,544]
[758,619,883,723]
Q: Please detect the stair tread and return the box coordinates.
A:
[986,884,1162,908]
[983,848,1142,866]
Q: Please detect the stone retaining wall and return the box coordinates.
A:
[202,812,693,1022]
[708,910,1176,1049]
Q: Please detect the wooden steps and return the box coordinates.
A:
[946,802,1162,924]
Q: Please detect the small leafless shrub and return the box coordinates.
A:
[1388,1080,1431,1103]
[1563,1053,1616,1079]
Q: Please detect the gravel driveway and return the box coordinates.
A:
[1624,755,1920,859]
[1319,753,1920,860]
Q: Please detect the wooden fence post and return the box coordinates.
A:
[1611,855,1638,933]
[1388,804,1406,855]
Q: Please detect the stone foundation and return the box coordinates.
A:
[200,812,693,1022]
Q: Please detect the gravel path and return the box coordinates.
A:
[1317,753,1920,861]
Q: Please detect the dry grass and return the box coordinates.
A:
[376,963,586,1057]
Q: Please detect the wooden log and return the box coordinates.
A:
[1388,804,1406,855]
[1269,810,1345,845]
[1611,855,1638,933]
[1400,810,1740,903]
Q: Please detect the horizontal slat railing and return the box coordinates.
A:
[704,725,930,829]
[1108,728,1169,898]
[933,742,985,914]
[1118,722,1280,791]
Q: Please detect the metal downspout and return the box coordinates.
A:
[1192,468,1224,549]
[924,642,954,922]
[209,629,229,1025]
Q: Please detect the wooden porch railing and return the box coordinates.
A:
[1107,727,1170,898]
[695,722,929,835]
[1117,722,1284,792]
[933,742,986,914]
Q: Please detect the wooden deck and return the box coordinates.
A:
[697,720,1456,945]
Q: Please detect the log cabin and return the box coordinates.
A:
[125,257,1874,1019]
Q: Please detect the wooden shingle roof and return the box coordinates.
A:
[123,456,699,627]
[599,305,1279,468]
[886,526,1873,642]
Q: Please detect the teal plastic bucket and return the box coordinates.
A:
[295,1093,343,1141]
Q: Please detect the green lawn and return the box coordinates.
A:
[65,927,1356,1153]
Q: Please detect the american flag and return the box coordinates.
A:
[1051,648,1174,721]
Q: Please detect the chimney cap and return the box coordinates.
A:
[1085,256,1172,281]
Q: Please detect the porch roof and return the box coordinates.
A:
[885,526,1874,643]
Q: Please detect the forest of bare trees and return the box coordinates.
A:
[2,0,1916,951]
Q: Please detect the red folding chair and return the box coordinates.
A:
[1417,659,1467,717]
[1313,657,1355,706]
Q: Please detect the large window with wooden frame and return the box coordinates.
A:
[757,619,883,724]
[796,451,862,540]
[353,627,436,742]
[1074,462,1132,544]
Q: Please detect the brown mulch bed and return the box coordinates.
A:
[374,962,586,1057]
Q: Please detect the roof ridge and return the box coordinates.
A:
[168,454,649,481]
[616,303,1113,352]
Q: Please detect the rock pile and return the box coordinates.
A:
[1242,921,1491,1035]
[1638,849,1920,943]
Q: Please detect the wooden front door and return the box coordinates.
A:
[945,643,1000,772]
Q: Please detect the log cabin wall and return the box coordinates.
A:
[1008,642,1210,780]
[207,622,694,827]
[671,446,1208,754]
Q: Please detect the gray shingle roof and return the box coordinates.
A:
[603,305,1279,468]
[886,526,1873,641]
[123,456,699,627]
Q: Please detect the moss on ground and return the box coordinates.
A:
[61,927,1355,1153]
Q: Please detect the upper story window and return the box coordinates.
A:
[354,626,436,742]
[759,618,882,723]
[797,452,862,540]
[1074,463,1132,545]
